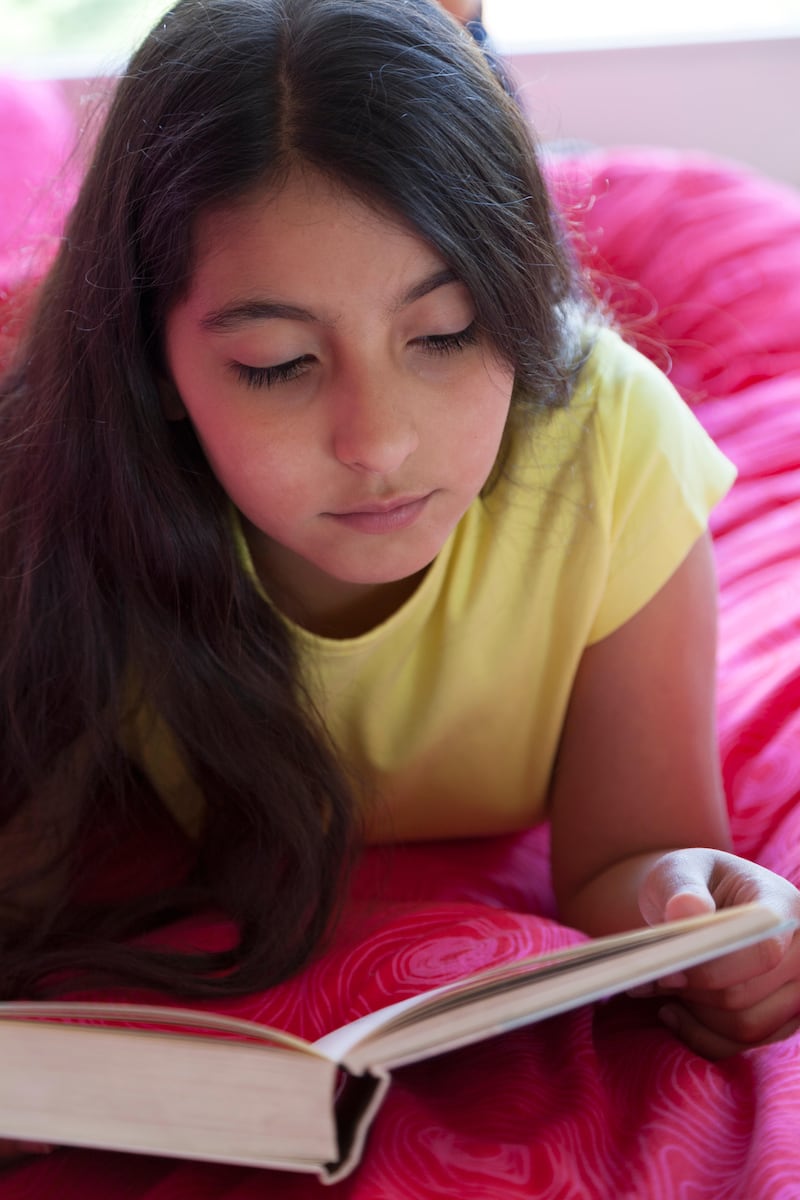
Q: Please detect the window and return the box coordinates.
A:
[483,0,800,52]
[5,0,800,74]
[3,0,170,74]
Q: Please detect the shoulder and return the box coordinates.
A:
[484,323,735,640]
[518,324,697,452]
[502,323,734,507]
[574,324,702,459]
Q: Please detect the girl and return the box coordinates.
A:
[1,0,799,1096]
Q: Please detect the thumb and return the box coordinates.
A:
[639,850,717,927]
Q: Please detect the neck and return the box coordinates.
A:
[241,519,428,638]
[284,573,428,639]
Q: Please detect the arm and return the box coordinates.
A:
[549,532,800,1056]
[551,533,730,931]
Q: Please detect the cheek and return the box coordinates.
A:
[457,370,514,463]
[201,415,320,516]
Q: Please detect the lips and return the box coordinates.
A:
[332,493,430,517]
[326,492,433,534]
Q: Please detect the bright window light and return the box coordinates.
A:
[483,0,800,51]
[3,0,171,73]
[4,0,800,73]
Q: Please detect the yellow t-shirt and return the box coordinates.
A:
[123,327,736,843]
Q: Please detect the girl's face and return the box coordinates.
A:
[164,168,514,635]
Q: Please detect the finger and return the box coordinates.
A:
[634,931,799,1006]
[638,849,717,926]
[631,944,786,1002]
[677,932,790,991]
[658,1003,745,1059]
[659,1001,800,1060]
[679,921,800,993]
[663,890,717,923]
[660,977,800,1053]
[694,976,800,1042]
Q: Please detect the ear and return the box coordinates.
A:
[158,376,187,421]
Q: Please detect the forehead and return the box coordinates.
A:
[193,167,427,270]
[180,166,450,316]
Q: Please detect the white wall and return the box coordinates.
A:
[506,36,800,190]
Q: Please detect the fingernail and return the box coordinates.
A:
[626,984,656,998]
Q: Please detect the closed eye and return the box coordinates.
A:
[415,323,478,356]
[230,323,478,388]
[231,356,313,389]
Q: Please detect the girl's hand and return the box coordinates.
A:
[638,848,800,1058]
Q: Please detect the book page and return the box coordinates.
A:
[0,1017,341,1169]
[317,904,790,1072]
[0,1001,326,1058]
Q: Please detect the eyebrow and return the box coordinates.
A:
[393,267,459,312]
[198,267,460,333]
[199,299,323,332]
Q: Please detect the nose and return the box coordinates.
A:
[331,370,419,475]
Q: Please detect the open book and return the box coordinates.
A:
[0,903,791,1183]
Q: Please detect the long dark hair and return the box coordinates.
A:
[0,0,583,999]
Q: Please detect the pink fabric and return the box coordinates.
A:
[3,146,800,1197]
[0,77,78,290]
[0,78,80,373]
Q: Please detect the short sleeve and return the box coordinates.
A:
[586,329,736,643]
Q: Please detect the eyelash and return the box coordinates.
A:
[231,322,479,390]
[416,322,479,357]
[232,357,311,389]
